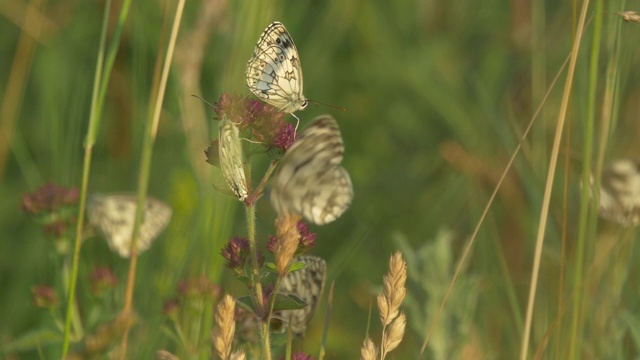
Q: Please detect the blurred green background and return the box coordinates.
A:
[3,0,640,358]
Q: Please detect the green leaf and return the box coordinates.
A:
[272,293,308,312]
[264,262,277,273]
[288,261,307,273]
[236,296,256,313]
[232,271,251,286]
[264,260,307,275]
[2,327,62,352]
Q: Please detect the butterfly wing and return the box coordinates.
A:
[279,256,327,336]
[595,159,640,226]
[219,117,248,201]
[246,21,307,113]
[300,167,353,225]
[139,197,172,252]
[88,194,172,257]
[271,115,353,225]
[88,194,133,256]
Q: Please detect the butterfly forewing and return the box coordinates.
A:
[278,256,327,336]
[591,159,640,227]
[88,193,172,257]
[219,117,248,201]
[246,21,307,114]
[271,115,353,225]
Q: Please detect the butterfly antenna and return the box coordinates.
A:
[308,99,346,112]
[191,94,216,108]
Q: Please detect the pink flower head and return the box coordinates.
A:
[22,182,79,215]
[296,221,317,250]
[284,352,315,360]
[266,235,278,254]
[273,123,296,151]
[162,298,180,320]
[213,93,249,124]
[221,237,250,270]
[266,221,317,256]
[90,266,118,297]
[32,285,58,308]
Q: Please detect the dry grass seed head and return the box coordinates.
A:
[360,338,378,360]
[212,294,236,360]
[378,251,407,325]
[616,10,640,23]
[155,350,180,360]
[229,350,246,360]
[275,213,302,276]
[376,292,391,325]
[383,312,406,354]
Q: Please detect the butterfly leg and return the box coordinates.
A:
[291,113,300,132]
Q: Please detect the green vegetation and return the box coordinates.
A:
[2,0,640,358]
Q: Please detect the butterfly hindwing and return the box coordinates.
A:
[219,117,248,201]
[591,159,640,227]
[278,256,327,336]
[271,115,353,225]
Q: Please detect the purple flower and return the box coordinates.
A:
[90,266,117,297]
[43,219,71,237]
[207,93,296,160]
[267,221,317,255]
[221,237,250,270]
[22,182,79,215]
[266,235,278,254]
[213,93,249,124]
[297,221,317,250]
[273,123,296,151]
[162,298,180,320]
[262,283,274,309]
[32,285,58,308]
[243,98,290,148]
[283,351,315,360]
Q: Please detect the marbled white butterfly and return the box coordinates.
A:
[246,22,308,117]
[590,159,640,227]
[88,193,172,257]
